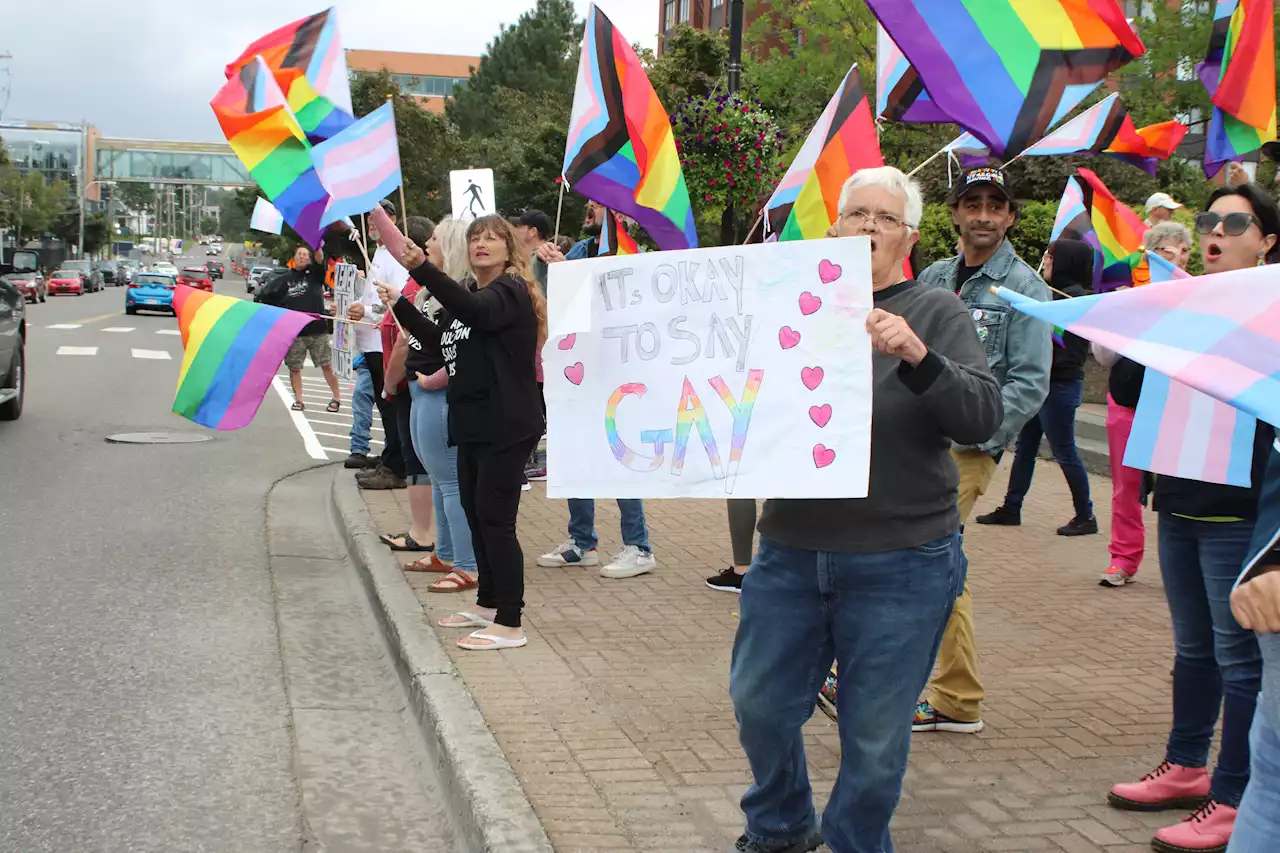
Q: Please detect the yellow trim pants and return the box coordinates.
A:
[924,448,998,723]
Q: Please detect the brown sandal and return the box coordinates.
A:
[404,554,452,573]
[428,570,479,593]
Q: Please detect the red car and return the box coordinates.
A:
[48,269,85,296]
[177,267,213,292]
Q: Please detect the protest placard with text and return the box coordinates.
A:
[544,238,874,499]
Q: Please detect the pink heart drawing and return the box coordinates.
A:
[809,404,832,428]
[799,291,822,316]
[801,366,824,391]
[557,334,577,351]
[564,362,585,385]
[778,326,801,349]
[818,259,842,284]
[813,444,837,469]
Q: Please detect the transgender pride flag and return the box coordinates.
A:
[312,101,402,228]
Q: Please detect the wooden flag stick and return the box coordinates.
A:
[741,209,765,245]
[907,145,948,177]
[553,177,568,238]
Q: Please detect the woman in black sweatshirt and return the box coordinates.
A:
[978,238,1095,535]
[380,214,546,651]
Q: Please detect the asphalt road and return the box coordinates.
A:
[0,255,453,852]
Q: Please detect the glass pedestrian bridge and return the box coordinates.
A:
[94,138,252,187]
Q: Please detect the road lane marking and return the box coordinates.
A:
[308,418,383,432]
[56,346,98,356]
[47,324,83,330]
[156,329,181,336]
[70,311,122,326]
[103,327,136,333]
[271,375,327,460]
[131,349,172,360]
[313,431,383,445]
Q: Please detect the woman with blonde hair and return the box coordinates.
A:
[381,215,546,650]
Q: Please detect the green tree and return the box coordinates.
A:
[639,25,728,107]
[350,71,458,221]
[0,171,69,243]
[199,216,219,235]
[447,0,580,139]
[1114,4,1214,129]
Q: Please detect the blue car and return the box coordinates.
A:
[125,272,177,315]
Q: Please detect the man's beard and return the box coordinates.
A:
[584,221,602,237]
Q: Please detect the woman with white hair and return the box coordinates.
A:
[729,166,1003,853]
[1145,220,1193,271]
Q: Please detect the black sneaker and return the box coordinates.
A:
[975,505,1021,526]
[344,452,370,469]
[1058,515,1099,536]
[731,829,823,853]
[706,566,745,593]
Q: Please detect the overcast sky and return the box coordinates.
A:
[0,1,656,142]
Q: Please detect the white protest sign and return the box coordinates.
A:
[543,238,874,499]
[450,169,495,221]
[331,262,362,381]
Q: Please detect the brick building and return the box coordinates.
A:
[346,50,480,115]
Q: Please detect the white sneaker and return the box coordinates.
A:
[536,540,599,568]
[600,545,657,579]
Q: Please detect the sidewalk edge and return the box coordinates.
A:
[331,473,554,853]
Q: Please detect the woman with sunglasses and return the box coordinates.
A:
[1107,183,1279,853]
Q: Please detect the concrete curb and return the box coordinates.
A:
[331,472,554,853]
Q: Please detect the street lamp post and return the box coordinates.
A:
[78,179,116,259]
[720,0,746,246]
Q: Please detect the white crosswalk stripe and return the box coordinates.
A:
[102,327,136,333]
[131,349,172,360]
[156,329,181,336]
[56,346,98,356]
[47,324,83,330]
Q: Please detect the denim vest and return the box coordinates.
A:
[918,240,1052,454]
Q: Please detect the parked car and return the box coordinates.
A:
[125,272,177,315]
[1,271,46,304]
[246,265,274,294]
[206,260,224,280]
[0,273,25,420]
[48,269,86,296]
[60,259,103,293]
[97,262,117,287]
[177,267,213,292]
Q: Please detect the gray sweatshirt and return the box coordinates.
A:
[758,280,1003,553]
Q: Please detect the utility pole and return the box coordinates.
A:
[719,0,746,246]
[76,120,87,258]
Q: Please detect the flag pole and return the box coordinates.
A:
[907,145,948,177]
[741,209,765,245]
[552,177,567,238]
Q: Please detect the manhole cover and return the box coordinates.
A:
[106,432,213,445]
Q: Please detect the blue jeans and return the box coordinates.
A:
[567,499,650,553]
[1005,379,1092,519]
[1228,710,1280,851]
[730,534,965,852]
[1158,513,1262,807]
[349,360,374,456]
[408,383,475,573]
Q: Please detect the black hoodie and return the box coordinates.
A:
[1046,239,1092,382]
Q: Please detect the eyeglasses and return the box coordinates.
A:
[841,209,912,230]
[1194,211,1262,236]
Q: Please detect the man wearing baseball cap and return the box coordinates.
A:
[1144,192,1183,226]
[915,166,1052,735]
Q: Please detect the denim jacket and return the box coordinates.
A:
[1240,439,1280,727]
[918,239,1052,454]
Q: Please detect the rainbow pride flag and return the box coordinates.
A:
[172,285,316,430]
[562,4,697,251]
[874,25,951,123]
[225,7,354,144]
[212,56,331,249]
[994,263,1280,431]
[866,0,1145,157]
[764,64,883,242]
[1020,93,1187,174]
[1050,168,1147,292]
[600,210,639,256]
[1200,0,1277,176]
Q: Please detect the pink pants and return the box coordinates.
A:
[1106,395,1145,572]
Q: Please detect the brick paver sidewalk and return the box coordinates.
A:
[363,463,1187,853]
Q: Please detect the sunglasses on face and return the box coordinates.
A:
[1194,211,1262,236]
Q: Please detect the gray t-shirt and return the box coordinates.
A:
[758,280,1004,553]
